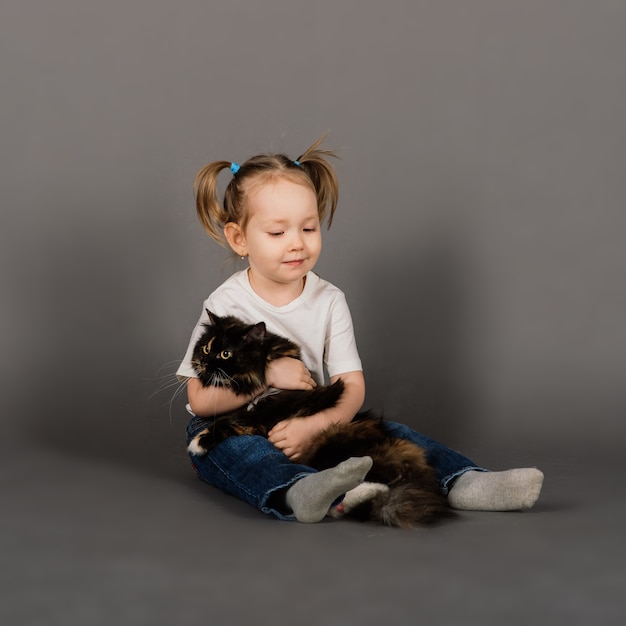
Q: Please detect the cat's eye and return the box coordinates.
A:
[202,344,211,355]
[219,350,232,359]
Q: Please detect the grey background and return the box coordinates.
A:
[2,1,625,625]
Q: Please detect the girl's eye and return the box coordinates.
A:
[219,350,232,359]
[303,227,317,233]
[268,232,284,237]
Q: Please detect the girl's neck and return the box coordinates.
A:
[247,268,306,307]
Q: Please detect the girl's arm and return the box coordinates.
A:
[318,370,365,426]
[187,377,256,417]
[267,370,366,460]
[187,357,316,417]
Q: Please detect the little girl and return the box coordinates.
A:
[177,137,544,523]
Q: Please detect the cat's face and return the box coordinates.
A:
[191,312,268,395]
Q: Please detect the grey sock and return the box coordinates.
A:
[448,468,544,511]
[285,456,373,523]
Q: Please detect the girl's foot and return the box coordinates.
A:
[448,468,544,511]
[285,456,373,523]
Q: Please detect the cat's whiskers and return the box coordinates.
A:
[167,378,191,426]
[146,360,191,426]
[147,376,182,400]
[154,359,187,376]
[205,368,240,392]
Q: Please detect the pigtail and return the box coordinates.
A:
[193,161,233,246]
[296,135,340,228]
[192,135,340,249]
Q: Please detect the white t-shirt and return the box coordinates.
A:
[176,270,362,384]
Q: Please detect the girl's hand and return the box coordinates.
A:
[268,371,365,460]
[268,415,327,460]
[266,357,317,391]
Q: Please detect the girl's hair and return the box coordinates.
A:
[193,135,339,246]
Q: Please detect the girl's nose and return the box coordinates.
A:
[289,233,304,250]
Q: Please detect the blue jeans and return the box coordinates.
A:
[186,415,486,520]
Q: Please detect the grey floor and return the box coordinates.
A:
[2,415,624,626]
[3,3,626,625]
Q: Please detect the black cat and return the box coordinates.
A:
[186,311,454,527]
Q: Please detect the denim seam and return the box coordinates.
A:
[258,471,312,520]
[204,452,258,503]
[441,467,489,494]
[202,451,314,518]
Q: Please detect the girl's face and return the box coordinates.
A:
[235,178,322,294]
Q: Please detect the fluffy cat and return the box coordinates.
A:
[186,311,454,528]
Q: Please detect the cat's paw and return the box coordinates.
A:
[187,430,209,456]
[327,482,389,518]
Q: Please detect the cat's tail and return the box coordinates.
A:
[332,482,455,528]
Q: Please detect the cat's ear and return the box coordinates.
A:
[205,309,220,326]
[244,322,266,343]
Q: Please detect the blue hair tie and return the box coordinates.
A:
[230,162,241,175]
[294,160,301,167]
